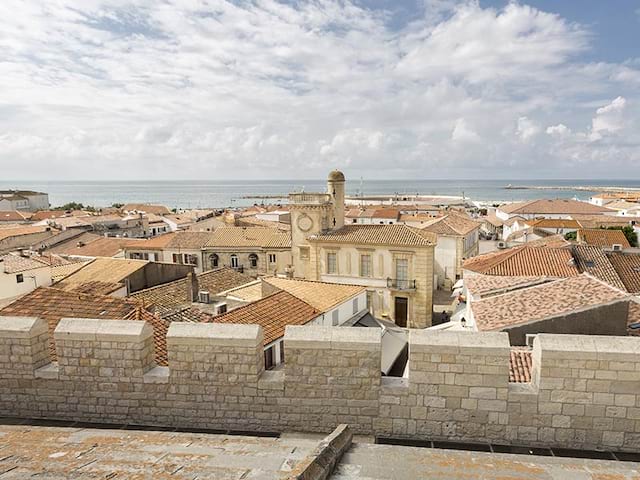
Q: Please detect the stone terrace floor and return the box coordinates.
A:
[1,421,639,479]
[332,443,640,479]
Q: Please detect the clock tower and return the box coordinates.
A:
[288,170,345,278]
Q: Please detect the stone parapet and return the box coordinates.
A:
[1,317,640,452]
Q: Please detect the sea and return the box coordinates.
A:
[1,179,640,210]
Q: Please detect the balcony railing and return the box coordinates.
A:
[387,278,416,290]
[289,192,332,205]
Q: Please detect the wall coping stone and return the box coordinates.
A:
[54,318,152,342]
[0,316,48,338]
[285,326,380,351]
[167,322,263,347]
[410,330,509,354]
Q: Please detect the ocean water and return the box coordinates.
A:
[1,179,640,209]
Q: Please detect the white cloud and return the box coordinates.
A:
[516,117,541,142]
[0,1,638,179]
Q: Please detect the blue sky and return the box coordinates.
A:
[0,1,639,180]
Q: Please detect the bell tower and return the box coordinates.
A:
[327,170,345,229]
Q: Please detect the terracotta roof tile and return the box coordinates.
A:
[46,233,142,257]
[572,245,627,291]
[122,203,171,215]
[463,245,578,277]
[0,254,48,273]
[205,227,291,248]
[465,275,550,298]
[608,253,640,294]
[166,231,213,249]
[0,211,32,222]
[571,215,640,229]
[500,199,611,215]
[509,348,533,383]
[471,274,629,332]
[0,226,53,242]
[309,224,435,247]
[263,277,364,312]
[422,213,479,236]
[54,258,148,294]
[210,291,319,345]
[527,218,581,229]
[130,267,254,315]
[578,229,631,248]
[124,232,177,250]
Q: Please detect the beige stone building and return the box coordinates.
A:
[290,171,436,328]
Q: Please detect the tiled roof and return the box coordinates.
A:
[210,291,319,345]
[46,233,142,258]
[509,348,533,383]
[472,274,629,332]
[571,214,640,229]
[124,232,177,250]
[465,275,550,298]
[421,213,479,236]
[481,214,503,227]
[166,231,213,249]
[578,229,631,248]
[604,200,640,211]
[309,224,435,247]
[163,214,193,226]
[236,216,291,231]
[263,277,365,313]
[608,253,640,294]
[30,210,76,221]
[524,235,572,248]
[0,254,48,273]
[502,216,526,227]
[527,218,581,229]
[0,287,139,360]
[220,281,264,302]
[122,203,171,215]
[463,245,578,277]
[0,226,52,242]
[205,227,291,248]
[0,211,32,222]
[572,245,627,291]
[500,199,611,215]
[130,267,254,315]
[51,261,90,282]
[505,227,551,242]
[54,258,148,294]
[162,307,215,323]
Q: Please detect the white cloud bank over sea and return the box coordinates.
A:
[0,1,639,180]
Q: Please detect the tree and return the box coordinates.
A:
[564,231,577,241]
[621,225,638,247]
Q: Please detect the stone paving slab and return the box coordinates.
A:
[0,424,317,479]
[331,443,640,479]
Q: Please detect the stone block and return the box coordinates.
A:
[168,322,263,347]
[0,316,48,338]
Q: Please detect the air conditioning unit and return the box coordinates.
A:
[497,241,507,249]
[216,303,228,315]
[612,244,623,252]
[198,290,210,304]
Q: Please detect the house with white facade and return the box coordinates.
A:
[0,254,52,305]
[0,190,49,211]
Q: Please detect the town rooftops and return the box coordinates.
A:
[0,253,48,274]
[130,267,254,315]
[45,232,142,258]
[481,213,503,227]
[464,275,550,298]
[572,245,627,291]
[124,232,177,250]
[608,253,640,293]
[0,211,32,222]
[421,212,479,236]
[463,245,578,277]
[210,290,319,345]
[527,218,581,229]
[0,225,52,242]
[570,214,640,229]
[346,207,400,220]
[499,199,611,215]
[122,203,171,215]
[263,277,365,312]
[205,227,291,249]
[54,257,149,295]
[577,228,631,248]
[309,224,436,247]
[471,274,629,332]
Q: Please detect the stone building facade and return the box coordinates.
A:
[2,316,640,453]
[290,171,436,328]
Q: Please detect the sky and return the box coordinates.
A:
[0,0,639,181]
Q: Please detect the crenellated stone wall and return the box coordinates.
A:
[1,316,640,452]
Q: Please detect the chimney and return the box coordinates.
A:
[186,271,199,302]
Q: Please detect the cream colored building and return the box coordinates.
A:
[0,254,52,305]
[289,171,436,328]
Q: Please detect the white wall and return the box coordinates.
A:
[0,265,52,302]
[433,236,457,288]
[311,291,368,327]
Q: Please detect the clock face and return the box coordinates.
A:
[297,214,314,232]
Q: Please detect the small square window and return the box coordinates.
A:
[16,274,24,283]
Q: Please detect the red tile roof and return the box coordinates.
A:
[578,229,631,248]
[509,348,533,383]
[463,245,578,277]
[608,253,640,294]
[500,199,611,215]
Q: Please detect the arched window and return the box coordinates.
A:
[249,253,259,268]
[230,254,239,268]
[210,253,219,269]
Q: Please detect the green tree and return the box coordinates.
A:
[564,231,577,241]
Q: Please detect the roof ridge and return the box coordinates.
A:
[212,290,319,321]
